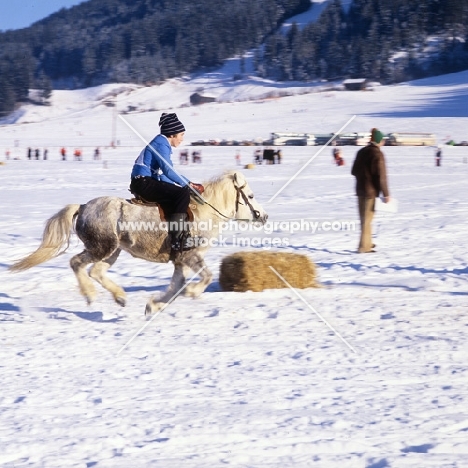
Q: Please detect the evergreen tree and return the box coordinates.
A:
[0,73,16,115]
[0,0,467,115]
[260,0,468,84]
[37,73,53,105]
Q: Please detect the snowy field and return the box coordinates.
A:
[1,68,468,467]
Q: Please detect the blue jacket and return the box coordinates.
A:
[131,134,188,186]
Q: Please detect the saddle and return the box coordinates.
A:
[129,193,195,222]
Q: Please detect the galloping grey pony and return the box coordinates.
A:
[10,170,268,314]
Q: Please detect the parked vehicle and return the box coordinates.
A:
[314,134,335,145]
[386,132,437,146]
[354,132,371,146]
[270,132,316,146]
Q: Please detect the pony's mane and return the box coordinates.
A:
[202,170,238,199]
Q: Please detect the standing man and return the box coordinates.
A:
[351,128,390,253]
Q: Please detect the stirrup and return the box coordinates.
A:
[169,238,194,261]
[171,236,205,252]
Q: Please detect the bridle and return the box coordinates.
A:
[192,179,261,222]
[234,182,261,221]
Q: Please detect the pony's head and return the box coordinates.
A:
[202,170,268,223]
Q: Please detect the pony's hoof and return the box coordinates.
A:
[184,284,204,298]
[145,301,165,315]
[183,290,198,298]
[115,296,126,307]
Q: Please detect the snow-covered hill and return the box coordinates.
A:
[0,58,468,467]
[1,67,467,154]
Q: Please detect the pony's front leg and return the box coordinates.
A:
[182,254,213,298]
[145,261,186,315]
[144,253,212,315]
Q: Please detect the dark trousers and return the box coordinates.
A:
[130,177,190,217]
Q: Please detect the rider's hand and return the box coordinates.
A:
[190,182,204,194]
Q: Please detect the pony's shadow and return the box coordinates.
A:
[205,281,221,293]
[124,284,167,293]
[0,293,22,316]
[0,302,21,312]
[125,281,222,294]
[39,306,121,323]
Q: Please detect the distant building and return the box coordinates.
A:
[190,93,216,105]
[343,79,368,91]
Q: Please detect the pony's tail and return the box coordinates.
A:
[9,204,82,272]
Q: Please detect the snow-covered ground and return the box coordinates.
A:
[1,65,468,467]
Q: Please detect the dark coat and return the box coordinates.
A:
[351,143,389,198]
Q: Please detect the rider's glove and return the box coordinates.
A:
[189,182,205,194]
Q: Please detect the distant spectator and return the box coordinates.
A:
[192,150,202,163]
[35,148,40,160]
[43,148,48,160]
[179,149,189,165]
[254,149,262,165]
[333,148,345,166]
[27,148,32,160]
[263,148,275,165]
[94,147,101,160]
[332,147,339,163]
[61,147,67,161]
[275,149,282,164]
[435,146,442,167]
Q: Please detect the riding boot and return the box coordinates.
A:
[168,212,202,257]
[169,213,188,252]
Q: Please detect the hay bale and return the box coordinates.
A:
[219,251,318,292]
[244,163,256,169]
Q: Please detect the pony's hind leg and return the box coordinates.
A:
[89,249,126,306]
[70,250,100,305]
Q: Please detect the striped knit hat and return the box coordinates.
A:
[159,113,185,136]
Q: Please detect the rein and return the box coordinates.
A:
[192,180,261,222]
[234,182,261,221]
